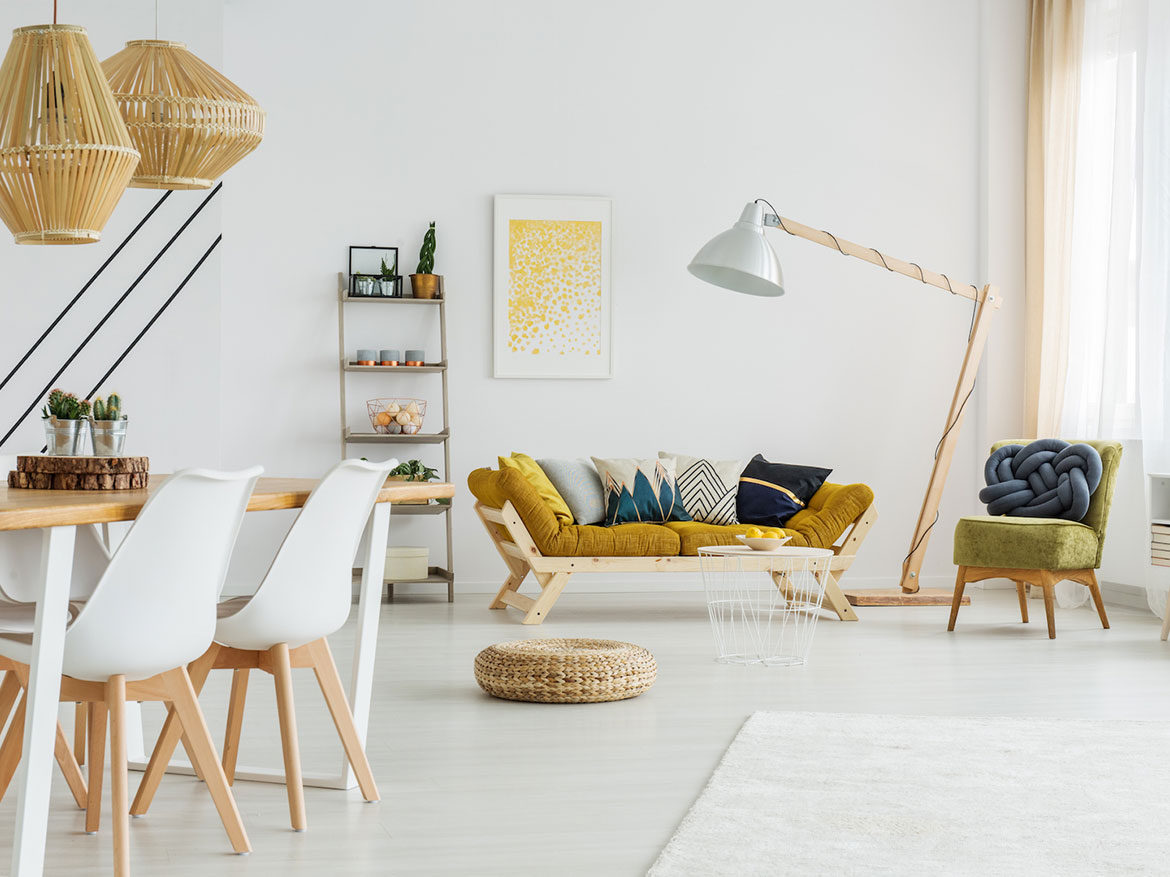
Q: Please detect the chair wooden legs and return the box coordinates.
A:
[947,567,967,631]
[107,676,130,877]
[54,717,88,809]
[952,567,1109,639]
[1013,581,1029,622]
[0,693,27,799]
[271,643,306,831]
[222,669,249,786]
[161,667,251,854]
[306,638,379,802]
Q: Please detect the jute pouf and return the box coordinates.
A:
[474,638,657,704]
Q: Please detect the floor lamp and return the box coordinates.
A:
[689,201,1002,605]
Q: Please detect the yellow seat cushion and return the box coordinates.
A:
[468,467,679,556]
[953,516,1099,570]
[499,453,572,525]
[665,522,799,555]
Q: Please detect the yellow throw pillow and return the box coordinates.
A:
[498,453,573,525]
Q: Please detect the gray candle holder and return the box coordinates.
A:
[379,349,401,364]
[356,349,377,364]
[405,349,425,365]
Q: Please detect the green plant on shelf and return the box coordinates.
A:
[415,221,436,274]
[92,393,126,422]
[41,389,90,421]
[380,256,396,279]
[390,459,439,481]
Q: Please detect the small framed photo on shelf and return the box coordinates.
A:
[348,245,401,297]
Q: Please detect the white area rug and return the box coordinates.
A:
[649,711,1170,876]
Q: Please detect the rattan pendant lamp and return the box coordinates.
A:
[0,12,140,244]
[102,4,265,190]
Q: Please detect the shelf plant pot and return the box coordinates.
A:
[92,418,128,456]
[409,273,440,299]
[43,418,89,456]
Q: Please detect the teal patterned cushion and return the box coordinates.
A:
[590,457,692,526]
[536,458,605,525]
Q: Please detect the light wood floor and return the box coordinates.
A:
[2,589,1167,875]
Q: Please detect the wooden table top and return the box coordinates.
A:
[0,476,455,532]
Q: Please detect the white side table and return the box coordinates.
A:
[698,545,835,666]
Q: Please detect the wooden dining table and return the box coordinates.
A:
[0,475,454,876]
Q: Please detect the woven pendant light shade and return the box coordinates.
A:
[0,25,140,245]
[103,40,264,190]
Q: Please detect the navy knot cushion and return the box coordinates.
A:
[978,439,1103,521]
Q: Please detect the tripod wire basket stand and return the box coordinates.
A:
[698,546,836,666]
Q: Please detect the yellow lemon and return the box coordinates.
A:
[745,527,763,539]
[764,529,783,539]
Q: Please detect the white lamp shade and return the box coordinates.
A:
[687,201,785,297]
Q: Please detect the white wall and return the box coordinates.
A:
[0,2,224,473]
[215,0,1032,594]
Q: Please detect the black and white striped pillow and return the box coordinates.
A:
[659,452,745,526]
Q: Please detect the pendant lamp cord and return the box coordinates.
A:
[53,0,57,25]
[154,0,159,39]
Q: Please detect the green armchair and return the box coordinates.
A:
[948,439,1122,639]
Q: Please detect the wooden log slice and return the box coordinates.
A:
[9,456,150,490]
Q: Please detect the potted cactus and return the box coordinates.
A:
[377,255,400,297]
[409,221,440,299]
[91,393,128,456]
[41,389,91,456]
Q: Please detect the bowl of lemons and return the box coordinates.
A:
[736,527,792,551]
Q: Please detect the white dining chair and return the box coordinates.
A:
[0,466,263,876]
[131,458,397,831]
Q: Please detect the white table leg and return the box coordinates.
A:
[339,502,390,789]
[11,525,76,877]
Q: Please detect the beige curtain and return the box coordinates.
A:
[1024,0,1084,437]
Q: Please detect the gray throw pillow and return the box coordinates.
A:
[536,458,605,525]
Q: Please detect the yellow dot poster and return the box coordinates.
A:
[493,196,612,378]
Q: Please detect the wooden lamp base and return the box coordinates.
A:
[844,588,969,607]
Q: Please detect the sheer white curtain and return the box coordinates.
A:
[1059,0,1170,612]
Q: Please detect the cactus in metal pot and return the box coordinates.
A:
[415,221,436,274]
[93,393,124,421]
[41,389,89,420]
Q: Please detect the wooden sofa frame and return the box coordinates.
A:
[474,500,878,625]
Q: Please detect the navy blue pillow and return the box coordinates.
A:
[736,455,832,528]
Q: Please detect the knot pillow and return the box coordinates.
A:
[978,439,1102,521]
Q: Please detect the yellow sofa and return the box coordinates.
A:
[469,466,877,625]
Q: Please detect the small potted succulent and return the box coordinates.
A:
[377,255,400,297]
[409,221,440,299]
[387,459,440,504]
[41,389,91,456]
[91,393,128,456]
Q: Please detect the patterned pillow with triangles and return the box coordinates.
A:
[590,457,692,526]
[660,452,745,526]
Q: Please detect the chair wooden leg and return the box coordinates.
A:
[1015,581,1029,623]
[222,669,249,786]
[271,643,307,831]
[54,717,88,809]
[0,693,27,800]
[947,567,967,631]
[0,672,20,730]
[489,572,526,610]
[74,702,86,766]
[1085,570,1110,630]
[163,667,250,854]
[130,644,219,816]
[86,701,108,834]
[1042,585,1057,639]
[306,638,379,802]
[107,676,129,877]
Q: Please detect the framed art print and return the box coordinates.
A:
[493,195,613,378]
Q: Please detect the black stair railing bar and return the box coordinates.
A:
[1,183,223,450]
[0,191,172,395]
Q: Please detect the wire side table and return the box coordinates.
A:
[698,545,837,666]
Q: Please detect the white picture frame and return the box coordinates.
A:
[493,194,613,379]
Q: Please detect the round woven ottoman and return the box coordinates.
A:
[474,638,657,704]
